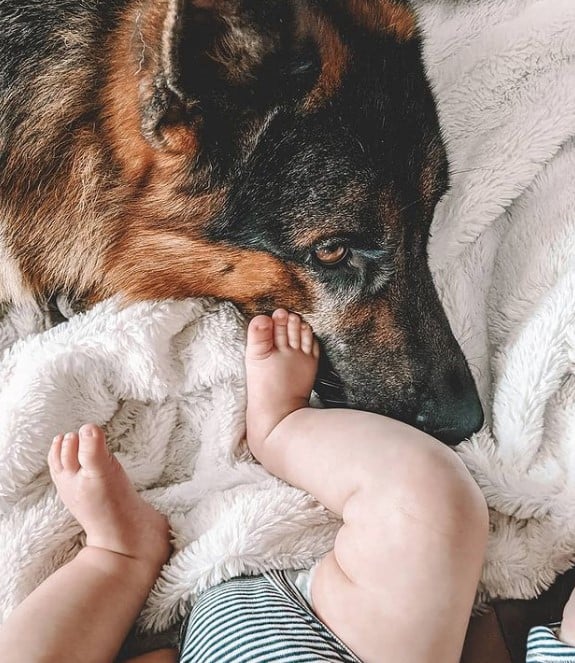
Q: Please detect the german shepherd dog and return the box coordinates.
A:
[0,0,483,444]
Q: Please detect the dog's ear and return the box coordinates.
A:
[341,0,417,41]
[138,0,319,158]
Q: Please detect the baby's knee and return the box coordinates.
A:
[347,440,489,559]
[427,451,487,556]
[407,442,488,526]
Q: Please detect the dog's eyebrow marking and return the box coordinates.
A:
[347,0,417,42]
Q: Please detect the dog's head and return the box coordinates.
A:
[100,0,483,444]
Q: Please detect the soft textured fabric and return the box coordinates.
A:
[412,0,575,601]
[179,570,360,663]
[0,298,339,633]
[0,0,574,638]
[284,566,317,609]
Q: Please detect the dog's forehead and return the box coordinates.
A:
[215,106,438,254]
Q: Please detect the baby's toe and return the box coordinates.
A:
[246,316,274,360]
[48,434,64,474]
[301,322,314,355]
[60,432,80,472]
[272,309,289,349]
[77,425,113,475]
[313,339,321,360]
[287,313,302,350]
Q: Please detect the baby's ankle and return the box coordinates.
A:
[247,405,308,471]
[82,508,171,573]
[77,545,165,585]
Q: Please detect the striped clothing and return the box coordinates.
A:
[179,570,360,663]
[179,570,575,662]
[527,624,575,662]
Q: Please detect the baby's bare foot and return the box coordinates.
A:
[245,309,319,451]
[48,425,171,573]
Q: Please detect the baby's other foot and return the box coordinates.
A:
[48,425,170,572]
[245,309,319,449]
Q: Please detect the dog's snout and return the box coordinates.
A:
[415,369,484,446]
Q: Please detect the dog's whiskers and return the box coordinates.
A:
[398,197,423,214]
[317,378,341,389]
[320,398,348,407]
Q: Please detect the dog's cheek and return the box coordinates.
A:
[418,137,449,218]
[307,295,405,356]
[100,230,317,313]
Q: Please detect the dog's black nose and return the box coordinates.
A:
[416,381,484,446]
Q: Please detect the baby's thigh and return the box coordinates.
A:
[179,571,360,663]
[310,449,488,663]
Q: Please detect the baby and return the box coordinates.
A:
[0,310,569,662]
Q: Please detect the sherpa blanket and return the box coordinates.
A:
[0,297,340,632]
[0,0,574,635]
[412,0,575,599]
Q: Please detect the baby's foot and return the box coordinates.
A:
[48,425,171,572]
[245,309,320,449]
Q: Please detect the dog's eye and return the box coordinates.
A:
[313,245,349,266]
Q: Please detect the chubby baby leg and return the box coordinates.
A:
[245,310,488,663]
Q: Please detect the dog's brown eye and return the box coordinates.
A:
[314,245,349,266]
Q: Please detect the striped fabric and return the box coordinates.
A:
[527,624,575,662]
[179,570,361,662]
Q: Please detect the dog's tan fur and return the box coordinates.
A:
[101,231,317,313]
[347,0,417,41]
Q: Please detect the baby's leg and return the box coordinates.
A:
[246,310,489,663]
[561,591,575,645]
[0,425,172,663]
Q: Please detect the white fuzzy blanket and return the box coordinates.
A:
[413,0,575,599]
[1,0,574,634]
[0,298,339,632]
